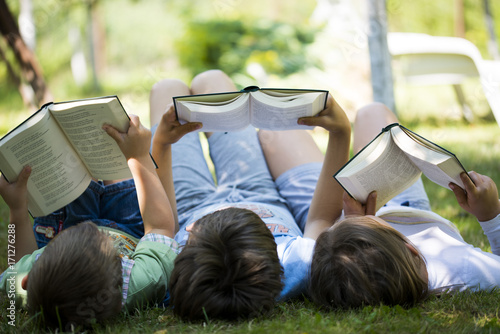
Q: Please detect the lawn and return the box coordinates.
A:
[0,89,499,333]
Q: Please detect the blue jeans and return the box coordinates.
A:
[33,179,143,248]
[275,162,322,232]
[155,126,289,229]
[273,163,432,231]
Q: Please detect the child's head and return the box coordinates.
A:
[169,207,283,320]
[310,215,428,309]
[27,221,122,329]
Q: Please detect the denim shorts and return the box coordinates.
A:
[33,179,143,248]
[151,125,289,229]
[273,163,432,231]
[275,162,322,232]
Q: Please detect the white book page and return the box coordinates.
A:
[177,92,243,105]
[401,128,449,153]
[391,127,466,189]
[390,126,452,164]
[405,155,465,189]
[0,109,91,217]
[50,97,132,180]
[175,93,243,121]
[249,91,325,130]
[336,132,421,210]
[176,94,250,131]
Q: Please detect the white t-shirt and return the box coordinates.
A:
[378,207,500,292]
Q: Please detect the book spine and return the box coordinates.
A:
[240,86,260,92]
[382,122,399,132]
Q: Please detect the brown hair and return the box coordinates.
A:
[27,221,122,329]
[310,216,428,309]
[169,207,283,320]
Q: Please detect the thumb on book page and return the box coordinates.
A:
[102,124,124,144]
[17,165,32,186]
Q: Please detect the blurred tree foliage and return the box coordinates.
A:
[2,0,500,106]
[174,19,319,78]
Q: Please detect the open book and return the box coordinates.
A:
[173,86,329,132]
[334,123,468,211]
[0,96,133,217]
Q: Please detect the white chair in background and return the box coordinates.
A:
[388,32,500,126]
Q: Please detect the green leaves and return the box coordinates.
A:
[175,19,319,79]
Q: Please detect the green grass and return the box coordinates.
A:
[1,290,500,333]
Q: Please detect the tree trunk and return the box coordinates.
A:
[87,0,102,92]
[454,0,466,38]
[0,0,51,108]
[367,0,396,114]
[483,0,500,60]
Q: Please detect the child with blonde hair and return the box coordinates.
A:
[309,103,500,309]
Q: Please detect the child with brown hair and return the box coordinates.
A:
[0,115,181,329]
[149,69,351,320]
[309,102,500,309]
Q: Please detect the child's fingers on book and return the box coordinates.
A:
[342,192,365,215]
[128,114,142,128]
[450,182,469,208]
[365,191,377,215]
[182,122,202,133]
[472,172,497,190]
[161,107,176,124]
[102,124,124,143]
[0,166,30,194]
[464,171,482,190]
[18,166,32,185]
[171,122,202,142]
[166,104,175,113]
[297,116,320,127]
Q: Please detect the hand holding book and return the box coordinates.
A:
[450,171,500,222]
[0,96,141,217]
[297,93,351,135]
[342,190,378,216]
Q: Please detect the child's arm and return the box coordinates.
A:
[103,115,176,237]
[0,166,37,262]
[151,105,201,232]
[297,95,351,239]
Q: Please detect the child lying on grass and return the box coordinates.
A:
[309,103,500,309]
[0,115,179,330]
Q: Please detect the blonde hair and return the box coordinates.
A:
[27,222,122,329]
[310,216,428,309]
